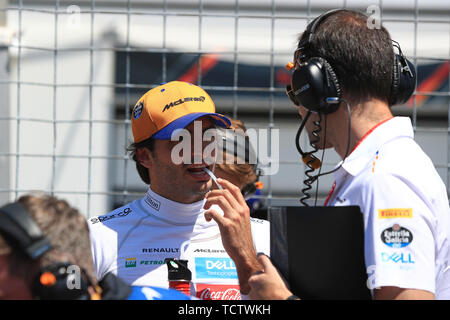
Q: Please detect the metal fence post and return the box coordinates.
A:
[0,0,10,205]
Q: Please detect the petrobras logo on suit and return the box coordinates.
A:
[195,257,237,279]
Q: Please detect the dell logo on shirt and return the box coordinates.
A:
[195,258,237,279]
[206,259,236,270]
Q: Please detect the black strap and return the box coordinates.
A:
[99,272,132,300]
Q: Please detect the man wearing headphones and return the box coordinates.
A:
[0,194,191,300]
[205,9,450,300]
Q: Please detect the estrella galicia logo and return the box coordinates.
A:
[162,96,205,112]
[195,257,237,279]
[381,252,415,264]
[90,207,132,224]
[133,102,144,119]
[381,224,413,248]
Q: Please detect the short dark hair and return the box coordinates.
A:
[299,9,394,105]
[127,137,155,185]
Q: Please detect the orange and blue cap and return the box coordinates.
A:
[131,81,231,142]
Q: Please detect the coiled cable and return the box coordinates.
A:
[297,111,322,206]
[295,98,352,206]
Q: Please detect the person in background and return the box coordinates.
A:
[213,118,266,219]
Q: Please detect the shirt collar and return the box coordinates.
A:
[334,116,414,178]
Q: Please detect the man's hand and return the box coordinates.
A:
[203,178,262,294]
[248,254,294,300]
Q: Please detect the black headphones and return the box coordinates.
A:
[0,202,93,300]
[286,8,417,113]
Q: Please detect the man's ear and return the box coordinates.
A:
[135,148,153,169]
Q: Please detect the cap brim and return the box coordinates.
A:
[152,112,231,140]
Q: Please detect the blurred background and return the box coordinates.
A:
[0,0,448,217]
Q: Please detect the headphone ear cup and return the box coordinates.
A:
[396,57,416,105]
[291,57,341,113]
[390,54,416,106]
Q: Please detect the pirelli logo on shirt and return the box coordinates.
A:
[378,208,413,219]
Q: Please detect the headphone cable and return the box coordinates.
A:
[310,98,352,182]
[314,114,327,206]
[296,98,352,206]
[299,111,322,206]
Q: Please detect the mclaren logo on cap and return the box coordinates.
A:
[133,102,144,119]
[162,96,206,112]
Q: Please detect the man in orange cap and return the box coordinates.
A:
[88,81,269,300]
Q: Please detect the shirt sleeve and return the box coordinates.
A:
[88,220,118,281]
[362,172,436,294]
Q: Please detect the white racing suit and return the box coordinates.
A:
[89,187,270,300]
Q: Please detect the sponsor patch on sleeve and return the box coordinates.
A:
[378,208,412,219]
[380,224,413,248]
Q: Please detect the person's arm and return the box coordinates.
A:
[374,287,434,300]
[203,178,262,294]
[363,173,437,298]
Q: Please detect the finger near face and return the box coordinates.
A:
[206,188,239,208]
[204,195,234,216]
[217,178,248,207]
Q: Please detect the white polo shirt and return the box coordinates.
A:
[326,116,450,299]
